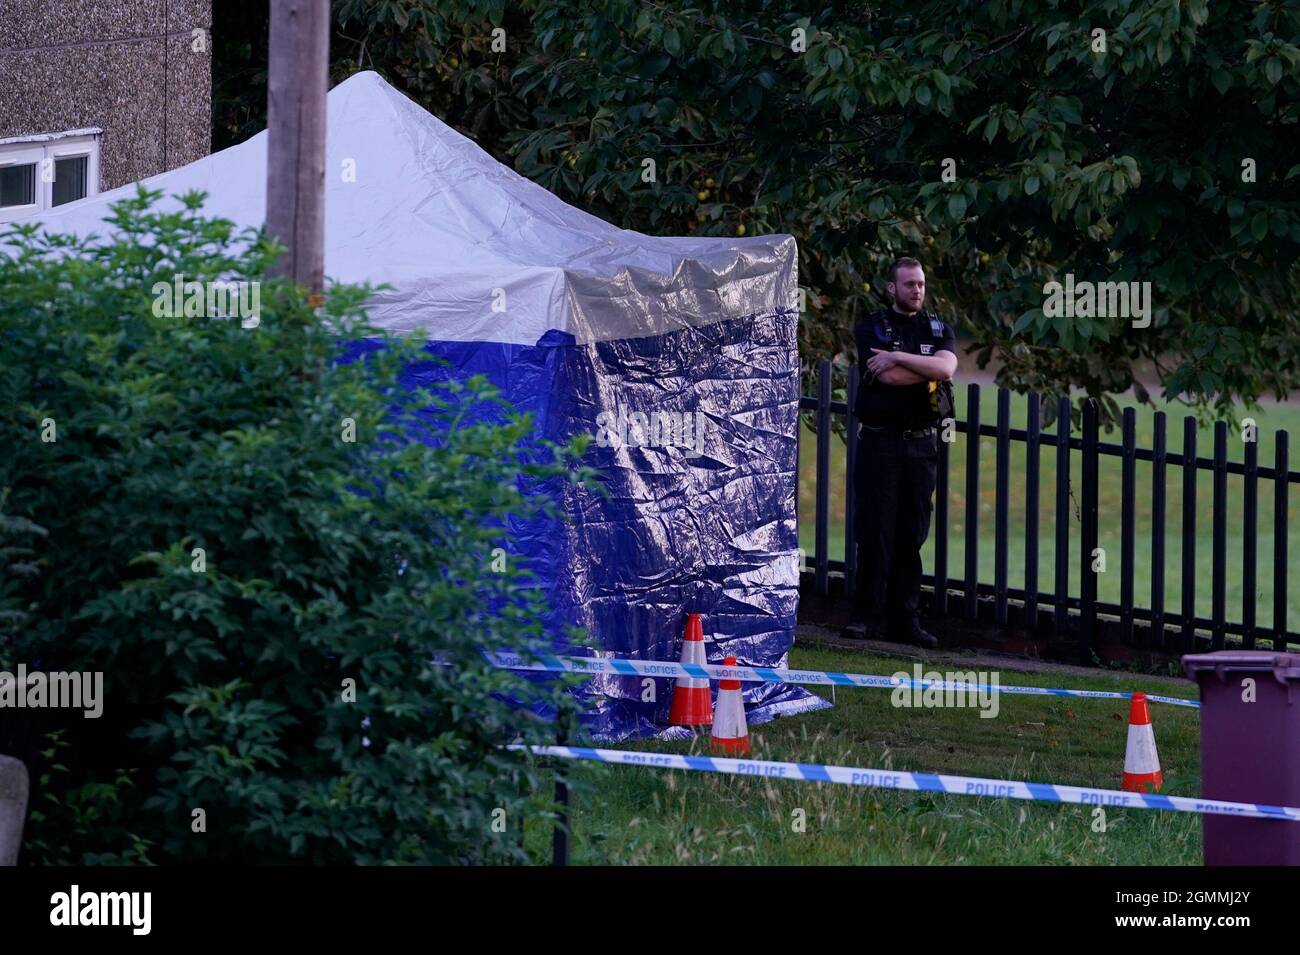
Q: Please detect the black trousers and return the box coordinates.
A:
[853,426,939,628]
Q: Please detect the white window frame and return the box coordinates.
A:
[0,144,43,222]
[0,130,101,223]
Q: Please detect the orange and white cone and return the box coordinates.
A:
[1121,691,1163,793]
[668,613,712,726]
[711,655,750,755]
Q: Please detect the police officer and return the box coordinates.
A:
[845,257,957,649]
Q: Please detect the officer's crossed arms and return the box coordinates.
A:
[866,344,957,385]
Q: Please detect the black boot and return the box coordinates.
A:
[841,618,884,641]
[907,622,939,650]
[888,618,938,649]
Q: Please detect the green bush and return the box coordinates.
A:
[0,189,587,864]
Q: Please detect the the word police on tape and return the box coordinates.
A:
[485,651,1199,709]
[513,745,1300,823]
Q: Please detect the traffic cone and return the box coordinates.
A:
[667,613,712,726]
[1121,691,1163,793]
[711,656,750,755]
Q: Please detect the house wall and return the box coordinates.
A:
[0,0,212,190]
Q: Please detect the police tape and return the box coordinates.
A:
[485,652,1200,709]
[513,745,1300,823]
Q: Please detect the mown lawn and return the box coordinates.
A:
[799,390,1300,630]
[523,644,1204,865]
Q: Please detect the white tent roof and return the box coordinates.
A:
[23,71,796,345]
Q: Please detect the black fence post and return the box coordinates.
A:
[844,367,860,599]
[935,414,950,616]
[1080,400,1099,663]
[1024,395,1041,632]
[1211,421,1228,651]
[1243,426,1259,649]
[1120,408,1136,644]
[1275,431,1290,651]
[814,359,832,597]
[964,383,981,621]
[994,389,1010,627]
[1151,412,1167,649]
[1181,417,1198,652]
[1054,398,1071,633]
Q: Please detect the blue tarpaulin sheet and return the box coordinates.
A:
[342,306,830,740]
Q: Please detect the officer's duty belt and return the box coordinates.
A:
[862,424,936,441]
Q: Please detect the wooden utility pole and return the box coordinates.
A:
[265,0,329,291]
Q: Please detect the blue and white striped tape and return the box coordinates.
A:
[486,652,1200,709]
[515,745,1300,823]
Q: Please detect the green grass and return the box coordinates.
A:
[524,644,1203,864]
[799,390,1300,630]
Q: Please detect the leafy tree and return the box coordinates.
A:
[0,190,586,864]
[0,492,44,638]
[219,0,1300,417]
[211,0,272,148]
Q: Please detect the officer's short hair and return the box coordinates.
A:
[889,257,923,283]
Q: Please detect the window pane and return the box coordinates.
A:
[52,155,88,206]
[0,163,36,207]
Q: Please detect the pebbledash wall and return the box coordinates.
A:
[0,0,212,193]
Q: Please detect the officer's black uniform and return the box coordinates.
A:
[851,307,956,640]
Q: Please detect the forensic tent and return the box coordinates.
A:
[21,70,829,740]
